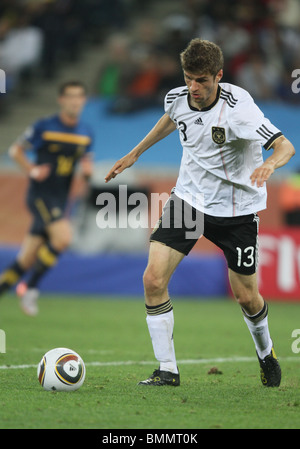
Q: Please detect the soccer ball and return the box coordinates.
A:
[37,347,86,391]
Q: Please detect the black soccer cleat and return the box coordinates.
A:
[138,368,180,386]
[257,347,281,387]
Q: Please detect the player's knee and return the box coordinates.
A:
[233,286,256,309]
[17,255,35,271]
[143,268,167,296]
[50,232,72,252]
[47,219,73,252]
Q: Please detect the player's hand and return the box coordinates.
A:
[250,161,275,188]
[104,153,137,183]
[29,164,51,182]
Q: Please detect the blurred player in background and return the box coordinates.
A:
[0,81,93,315]
[105,39,295,388]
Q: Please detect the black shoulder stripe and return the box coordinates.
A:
[220,94,237,108]
[166,89,188,104]
[220,92,238,103]
[166,89,188,98]
[220,88,238,103]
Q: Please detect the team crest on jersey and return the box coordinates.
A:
[211,127,226,144]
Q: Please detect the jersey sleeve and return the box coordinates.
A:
[84,127,94,155]
[17,119,44,150]
[229,91,282,150]
[164,92,176,122]
[164,86,188,123]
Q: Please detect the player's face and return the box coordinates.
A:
[58,87,87,118]
[184,70,223,110]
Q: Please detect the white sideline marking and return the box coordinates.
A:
[0,356,299,370]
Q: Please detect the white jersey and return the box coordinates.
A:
[164,82,282,217]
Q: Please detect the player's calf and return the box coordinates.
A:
[0,261,25,296]
[242,301,281,387]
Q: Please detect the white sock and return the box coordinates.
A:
[146,309,178,374]
[244,314,273,359]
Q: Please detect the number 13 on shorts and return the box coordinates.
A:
[236,246,256,268]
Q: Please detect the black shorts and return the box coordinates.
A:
[26,195,66,237]
[150,191,259,275]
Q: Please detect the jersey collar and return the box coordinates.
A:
[187,85,221,112]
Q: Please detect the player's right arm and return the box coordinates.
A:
[105,113,176,183]
[8,142,51,182]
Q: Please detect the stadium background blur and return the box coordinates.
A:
[1,0,300,301]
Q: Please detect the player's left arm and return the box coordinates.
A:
[79,153,93,180]
[250,135,295,187]
[72,153,93,200]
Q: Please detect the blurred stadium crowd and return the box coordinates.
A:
[0,0,128,96]
[0,0,300,115]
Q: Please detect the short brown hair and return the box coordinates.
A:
[58,81,87,96]
[180,39,224,77]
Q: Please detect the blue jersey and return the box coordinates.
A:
[21,114,93,202]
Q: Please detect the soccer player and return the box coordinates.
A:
[0,81,93,316]
[105,39,295,387]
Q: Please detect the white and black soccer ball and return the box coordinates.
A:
[37,347,86,391]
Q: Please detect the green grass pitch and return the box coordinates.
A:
[0,294,300,430]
